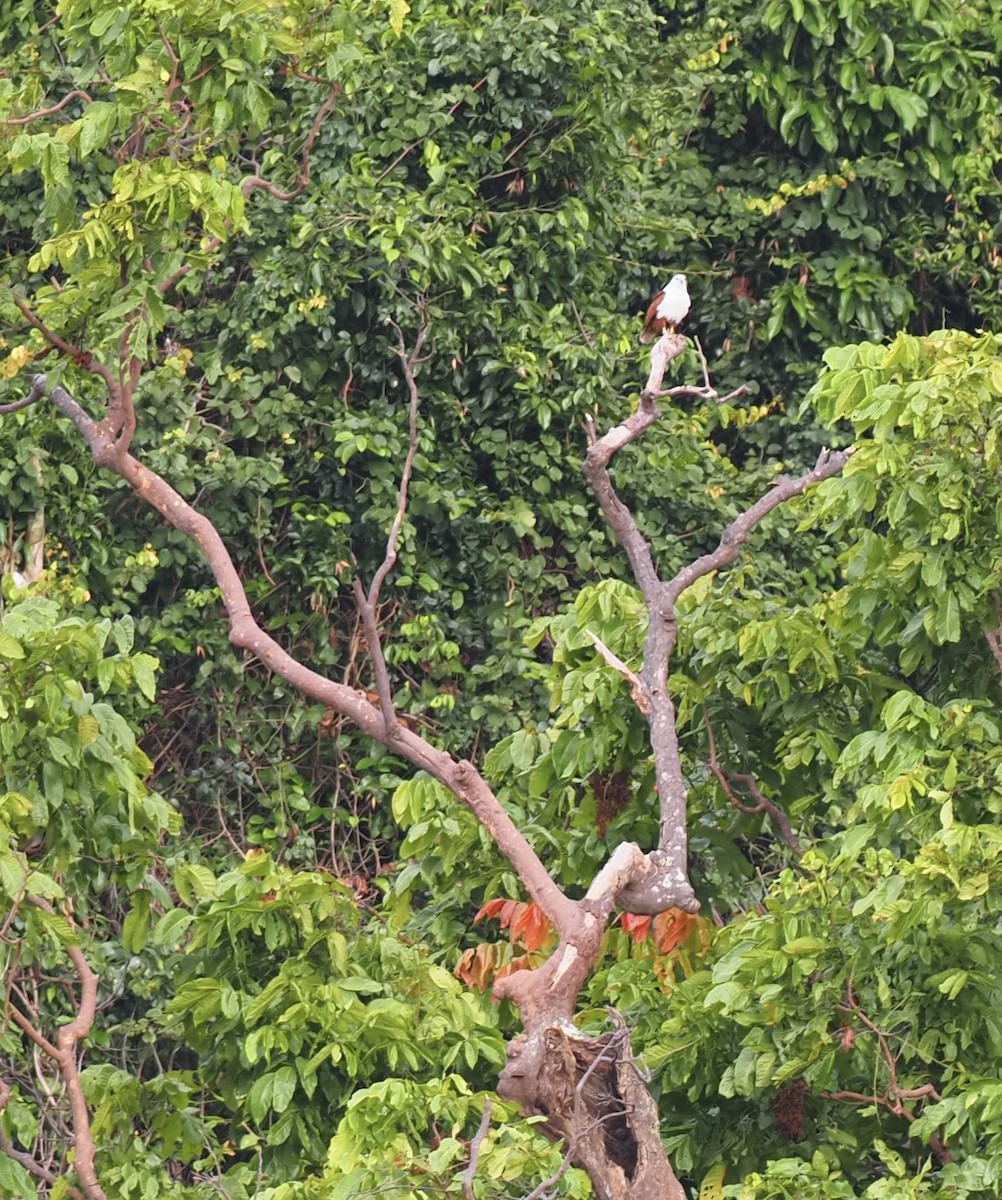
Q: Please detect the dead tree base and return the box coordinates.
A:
[498,1017,685,1200]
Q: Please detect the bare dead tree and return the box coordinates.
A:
[0,309,851,1198]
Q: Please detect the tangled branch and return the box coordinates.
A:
[821,980,951,1165]
[2,899,105,1200]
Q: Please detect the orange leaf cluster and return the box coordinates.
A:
[620,906,703,953]
[474,897,553,954]
[454,899,555,993]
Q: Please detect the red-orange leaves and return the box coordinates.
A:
[620,907,712,979]
[455,899,555,993]
[473,897,553,954]
[653,908,702,955]
[620,912,652,943]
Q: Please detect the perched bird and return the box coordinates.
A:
[639,273,690,342]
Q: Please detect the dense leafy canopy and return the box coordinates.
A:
[2,0,1002,1197]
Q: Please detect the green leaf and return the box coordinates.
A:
[79,102,118,158]
[388,0,410,36]
[132,653,159,702]
[930,591,961,644]
[24,870,63,900]
[271,1065,297,1113]
[0,631,25,660]
[0,850,28,898]
[884,87,928,133]
[123,891,151,952]
[152,908,193,947]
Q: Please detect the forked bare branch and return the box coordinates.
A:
[1,900,106,1200]
[13,373,579,938]
[583,332,851,914]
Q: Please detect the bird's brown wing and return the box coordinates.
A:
[639,291,664,344]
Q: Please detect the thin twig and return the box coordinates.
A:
[374,77,489,185]
[461,1097,493,1200]
[693,335,712,389]
[703,707,803,855]
[586,630,650,714]
[0,375,49,415]
[820,980,951,1163]
[656,382,750,405]
[568,298,593,346]
[353,314,429,738]
[159,84,340,295]
[3,90,93,125]
[239,83,340,201]
[8,295,118,398]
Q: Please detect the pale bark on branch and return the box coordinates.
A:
[583,331,851,914]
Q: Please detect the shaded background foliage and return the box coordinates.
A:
[2,0,1002,1196]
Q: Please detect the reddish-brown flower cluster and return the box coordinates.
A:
[773,1078,810,1142]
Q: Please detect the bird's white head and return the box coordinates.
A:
[663,273,687,291]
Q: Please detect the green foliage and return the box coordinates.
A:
[809,331,1002,679]
[0,594,176,918]
[647,0,1002,416]
[0,593,566,1197]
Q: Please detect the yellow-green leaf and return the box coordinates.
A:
[699,1163,726,1200]
[389,0,410,36]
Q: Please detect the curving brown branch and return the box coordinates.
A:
[703,707,804,855]
[158,83,340,296]
[2,900,105,1200]
[3,89,93,126]
[0,374,49,415]
[239,83,340,202]
[821,980,951,1165]
[20,371,580,937]
[8,295,118,400]
[6,349,676,1197]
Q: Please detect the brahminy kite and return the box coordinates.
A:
[640,273,690,343]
